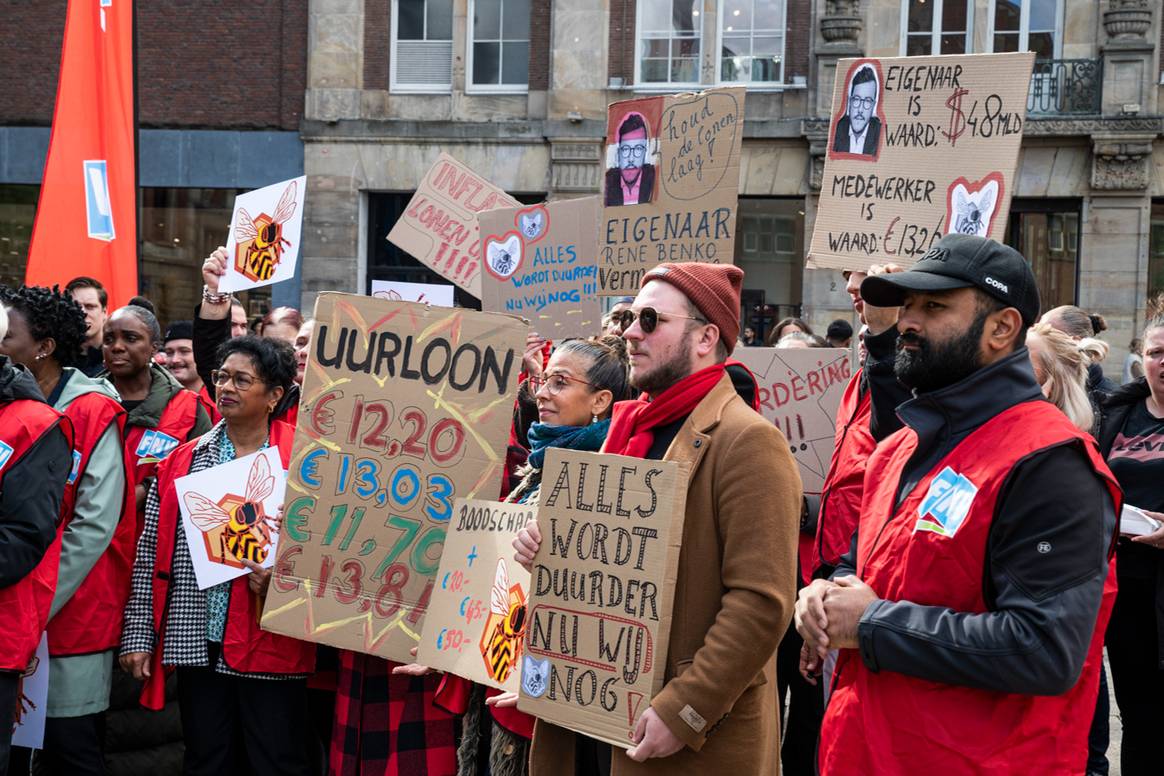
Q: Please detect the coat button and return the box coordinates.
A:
[693,439,702,448]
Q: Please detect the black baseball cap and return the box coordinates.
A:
[860,234,1040,325]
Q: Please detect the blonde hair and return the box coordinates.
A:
[1027,323,1096,432]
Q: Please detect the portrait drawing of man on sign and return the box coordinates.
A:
[832,64,882,158]
[604,111,657,206]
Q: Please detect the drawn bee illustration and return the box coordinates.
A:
[484,233,522,280]
[519,211,544,240]
[234,181,298,283]
[521,655,548,698]
[951,180,997,237]
[14,654,40,725]
[184,454,277,566]
[479,558,527,684]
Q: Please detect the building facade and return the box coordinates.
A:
[303,0,1162,372]
[0,0,308,326]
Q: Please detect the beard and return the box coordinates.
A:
[631,335,694,397]
[894,310,989,393]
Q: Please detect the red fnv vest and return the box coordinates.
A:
[810,369,875,580]
[48,392,135,655]
[140,419,314,709]
[124,388,202,490]
[0,400,72,671]
[820,400,1121,775]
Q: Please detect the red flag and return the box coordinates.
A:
[25,0,137,306]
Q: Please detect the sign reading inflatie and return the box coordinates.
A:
[387,154,520,298]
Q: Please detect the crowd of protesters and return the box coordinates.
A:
[0,233,1157,776]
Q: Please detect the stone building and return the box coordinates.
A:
[303,0,1162,371]
[0,1,307,326]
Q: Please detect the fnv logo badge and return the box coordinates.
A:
[135,430,180,461]
[915,466,978,538]
[83,160,115,241]
[0,441,13,473]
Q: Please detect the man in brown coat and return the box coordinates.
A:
[514,262,802,775]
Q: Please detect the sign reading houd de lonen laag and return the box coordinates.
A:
[261,293,526,662]
[808,52,1034,271]
[599,87,745,294]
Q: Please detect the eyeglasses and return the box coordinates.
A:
[617,307,707,335]
[211,369,262,392]
[849,95,875,111]
[529,373,593,396]
[618,144,648,160]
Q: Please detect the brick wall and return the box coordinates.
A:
[529,0,551,90]
[365,0,390,91]
[0,0,307,130]
[608,0,636,82]
[785,0,811,82]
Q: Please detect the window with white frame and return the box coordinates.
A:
[901,0,972,56]
[392,0,454,91]
[990,0,1060,59]
[719,0,785,84]
[469,0,530,90]
[637,0,703,86]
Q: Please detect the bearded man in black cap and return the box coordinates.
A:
[795,234,1122,775]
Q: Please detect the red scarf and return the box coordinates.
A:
[603,364,726,458]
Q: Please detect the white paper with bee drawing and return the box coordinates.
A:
[416,498,535,692]
[219,175,307,293]
[176,448,286,590]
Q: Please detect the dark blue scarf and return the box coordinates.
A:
[526,419,610,470]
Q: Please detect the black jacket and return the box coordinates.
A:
[803,327,909,540]
[832,115,882,155]
[0,357,72,588]
[604,165,656,206]
[835,349,1117,695]
[1096,378,1164,666]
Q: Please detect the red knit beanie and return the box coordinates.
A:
[641,262,744,354]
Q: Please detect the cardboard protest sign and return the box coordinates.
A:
[517,449,689,749]
[732,347,852,497]
[416,498,535,691]
[261,293,527,662]
[371,279,455,308]
[387,154,520,298]
[599,87,745,295]
[220,175,307,292]
[807,53,1034,271]
[11,635,48,749]
[176,449,285,590]
[479,197,602,339]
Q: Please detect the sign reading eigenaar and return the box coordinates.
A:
[808,53,1034,271]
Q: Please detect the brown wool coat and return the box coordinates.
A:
[528,373,803,776]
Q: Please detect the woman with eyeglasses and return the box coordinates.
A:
[401,336,632,776]
[120,336,317,775]
[101,305,213,534]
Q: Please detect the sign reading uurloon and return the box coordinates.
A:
[261,293,527,663]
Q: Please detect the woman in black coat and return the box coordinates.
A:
[1096,323,1164,776]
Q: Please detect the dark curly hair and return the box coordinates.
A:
[0,284,88,368]
[216,335,296,393]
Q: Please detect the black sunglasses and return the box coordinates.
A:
[616,307,707,334]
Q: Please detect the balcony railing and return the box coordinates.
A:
[1027,58,1102,116]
